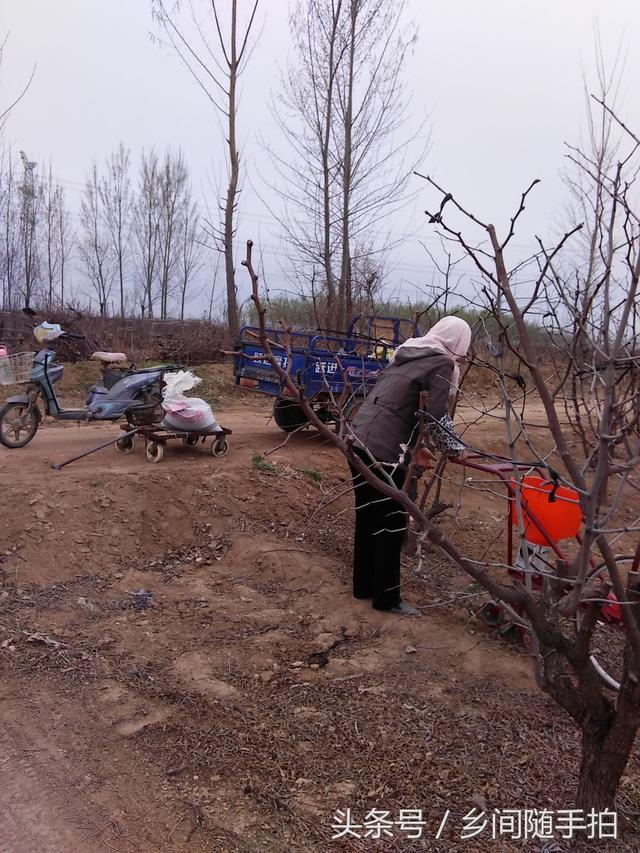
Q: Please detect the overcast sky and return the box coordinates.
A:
[3,0,640,313]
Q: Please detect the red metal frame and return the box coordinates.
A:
[451,455,569,568]
[447,454,638,628]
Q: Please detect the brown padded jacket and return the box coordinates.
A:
[351,346,459,463]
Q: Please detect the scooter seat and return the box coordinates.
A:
[91,351,128,364]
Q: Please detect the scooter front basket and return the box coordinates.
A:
[0,352,36,385]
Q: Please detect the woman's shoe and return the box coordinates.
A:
[390,602,421,617]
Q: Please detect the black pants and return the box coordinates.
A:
[348,448,408,610]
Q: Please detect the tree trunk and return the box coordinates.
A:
[578,576,640,810]
[147,276,154,318]
[223,0,240,338]
[338,0,356,333]
[118,235,125,318]
[321,1,342,330]
[46,178,54,309]
[224,128,239,335]
[58,192,66,307]
[577,702,640,810]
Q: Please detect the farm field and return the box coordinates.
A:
[1,365,638,852]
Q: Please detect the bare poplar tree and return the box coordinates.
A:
[206,250,222,321]
[0,152,20,309]
[1,37,36,310]
[133,149,161,317]
[79,162,112,315]
[178,185,204,319]
[157,150,188,319]
[57,183,73,307]
[100,144,132,317]
[270,0,420,328]
[152,0,260,336]
[270,0,344,326]
[41,164,63,309]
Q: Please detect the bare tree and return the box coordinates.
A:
[57,182,73,307]
[206,249,222,321]
[0,151,20,310]
[41,164,63,309]
[242,91,640,809]
[157,150,188,319]
[79,162,112,315]
[1,38,37,310]
[133,149,161,317]
[0,33,35,142]
[178,185,204,319]
[413,128,640,807]
[269,0,420,329]
[554,51,636,464]
[100,143,132,317]
[152,0,260,336]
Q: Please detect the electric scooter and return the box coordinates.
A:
[0,323,179,449]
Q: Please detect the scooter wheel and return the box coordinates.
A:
[0,402,40,448]
[146,441,164,463]
[182,434,200,447]
[211,437,228,457]
[116,435,135,454]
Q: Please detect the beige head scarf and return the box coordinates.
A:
[391,316,472,395]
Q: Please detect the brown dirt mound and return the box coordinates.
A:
[1,384,638,851]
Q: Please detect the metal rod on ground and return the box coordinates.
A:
[50,427,141,470]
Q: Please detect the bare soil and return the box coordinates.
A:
[1,367,638,852]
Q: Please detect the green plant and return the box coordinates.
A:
[298,466,322,483]
[251,453,277,474]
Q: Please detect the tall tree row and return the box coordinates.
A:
[0,146,205,318]
[3,1,416,328]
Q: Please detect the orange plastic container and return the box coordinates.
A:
[511,476,582,545]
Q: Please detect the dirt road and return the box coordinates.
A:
[0,395,637,851]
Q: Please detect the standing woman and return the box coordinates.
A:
[348,316,472,615]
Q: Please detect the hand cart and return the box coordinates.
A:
[116,423,232,463]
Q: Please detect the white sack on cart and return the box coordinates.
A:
[161,370,220,431]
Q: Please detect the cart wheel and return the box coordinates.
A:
[211,437,228,457]
[146,441,164,463]
[182,434,199,447]
[116,434,136,454]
